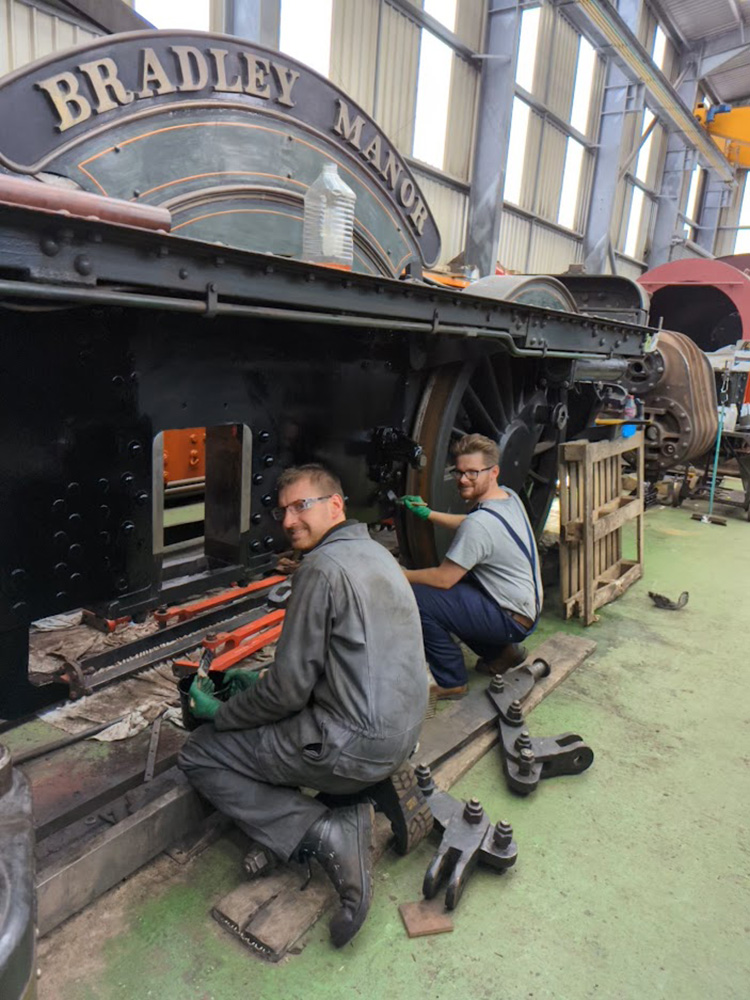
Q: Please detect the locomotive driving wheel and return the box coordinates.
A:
[403,352,567,567]
[402,274,579,566]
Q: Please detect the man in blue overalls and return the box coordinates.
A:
[402,433,542,699]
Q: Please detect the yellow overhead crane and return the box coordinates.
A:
[694,103,750,169]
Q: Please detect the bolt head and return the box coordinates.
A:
[493,820,513,848]
[463,798,484,824]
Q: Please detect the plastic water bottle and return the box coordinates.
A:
[302,162,356,269]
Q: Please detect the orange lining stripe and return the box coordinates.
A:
[171,207,303,230]
[76,163,108,195]
[139,169,307,199]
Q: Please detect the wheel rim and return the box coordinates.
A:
[405,353,564,566]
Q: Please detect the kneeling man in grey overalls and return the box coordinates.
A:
[179,464,427,948]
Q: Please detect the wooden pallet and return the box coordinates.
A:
[559,432,644,625]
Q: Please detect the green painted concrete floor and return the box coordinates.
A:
[37,504,750,1000]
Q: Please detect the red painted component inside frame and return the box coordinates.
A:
[163,427,206,484]
[639,257,750,402]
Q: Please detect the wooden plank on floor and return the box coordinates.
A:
[212,631,597,961]
[417,631,596,769]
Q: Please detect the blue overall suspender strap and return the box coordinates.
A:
[474,503,541,621]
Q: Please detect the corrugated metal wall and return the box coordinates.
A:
[497,209,532,273]
[444,52,479,183]
[669,241,711,261]
[454,0,484,51]
[329,0,380,114]
[373,3,421,161]
[542,7,578,122]
[614,255,645,280]
[528,223,583,272]
[498,208,583,274]
[330,0,482,266]
[715,174,745,257]
[0,0,100,76]
[412,169,469,267]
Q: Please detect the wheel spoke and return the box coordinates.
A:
[528,469,551,485]
[464,384,500,438]
[495,362,517,420]
[479,356,509,428]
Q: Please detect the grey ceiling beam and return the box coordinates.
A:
[700,23,750,61]
[701,44,750,79]
[643,0,690,50]
[583,0,640,273]
[465,2,520,276]
[550,0,733,182]
[647,56,702,268]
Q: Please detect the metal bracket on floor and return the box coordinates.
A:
[414,764,517,910]
[485,663,594,795]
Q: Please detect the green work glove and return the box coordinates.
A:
[223,667,263,699]
[400,495,432,520]
[189,674,221,721]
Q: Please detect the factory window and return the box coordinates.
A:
[734,173,750,253]
[135,0,209,29]
[634,109,656,184]
[558,137,585,231]
[651,25,667,71]
[570,36,596,135]
[515,6,541,93]
[279,0,333,77]
[623,186,645,259]
[412,0,457,169]
[683,165,705,240]
[504,98,531,207]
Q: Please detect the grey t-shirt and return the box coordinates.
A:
[445,489,543,621]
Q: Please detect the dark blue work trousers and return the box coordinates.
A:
[411,577,529,688]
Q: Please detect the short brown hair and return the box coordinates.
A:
[452,433,500,467]
[276,463,344,501]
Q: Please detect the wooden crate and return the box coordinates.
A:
[559,432,644,625]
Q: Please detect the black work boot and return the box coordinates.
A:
[298,803,374,948]
[370,763,434,855]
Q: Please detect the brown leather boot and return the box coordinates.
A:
[475,643,527,676]
[428,682,468,701]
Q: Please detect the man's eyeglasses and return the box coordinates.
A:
[449,466,494,482]
[271,495,333,521]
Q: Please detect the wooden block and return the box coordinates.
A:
[212,869,299,931]
[399,899,454,938]
[212,815,392,961]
